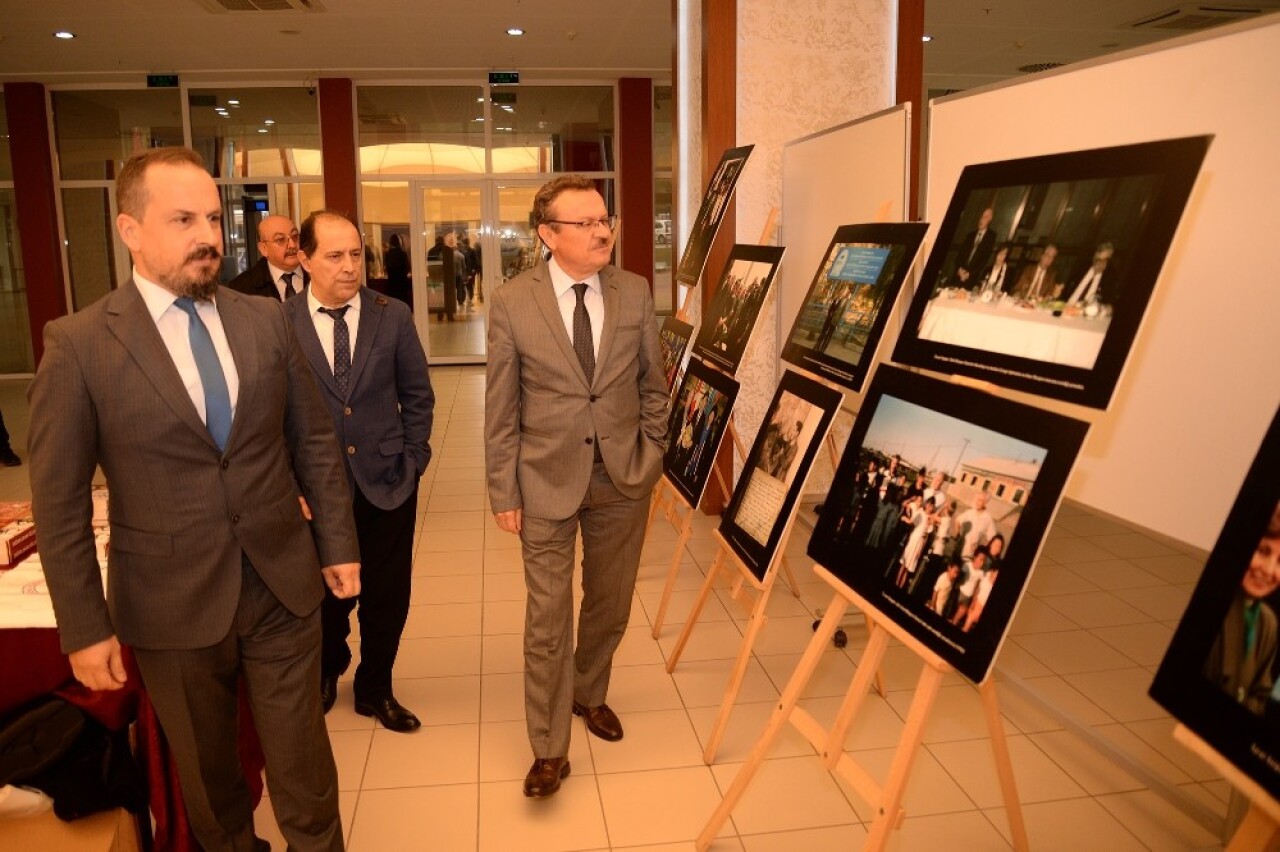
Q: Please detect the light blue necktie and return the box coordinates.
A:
[174,297,232,451]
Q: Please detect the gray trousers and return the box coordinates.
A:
[133,560,343,852]
[520,461,647,758]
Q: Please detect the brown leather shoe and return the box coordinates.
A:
[572,701,623,741]
[523,757,570,798]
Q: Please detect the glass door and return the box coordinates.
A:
[410,184,486,364]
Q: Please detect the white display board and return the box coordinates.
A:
[925,16,1280,550]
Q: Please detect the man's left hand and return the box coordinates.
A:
[322,562,361,598]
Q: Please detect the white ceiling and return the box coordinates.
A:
[0,0,1275,91]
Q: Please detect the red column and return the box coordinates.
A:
[317,78,359,220]
[897,0,924,220]
[617,78,655,288]
[5,83,67,364]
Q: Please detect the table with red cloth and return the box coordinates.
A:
[0,584,265,850]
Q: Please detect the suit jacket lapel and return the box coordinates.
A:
[215,289,260,452]
[347,288,382,393]
[530,263,592,390]
[106,280,218,451]
[595,267,621,379]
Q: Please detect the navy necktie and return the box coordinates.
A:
[320,306,351,395]
[174,297,232,451]
[281,271,296,299]
[572,282,595,382]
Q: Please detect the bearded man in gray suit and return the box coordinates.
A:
[28,147,359,851]
[486,175,668,799]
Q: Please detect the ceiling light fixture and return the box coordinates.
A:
[506,27,524,36]
[53,31,75,39]
[922,34,934,43]
[258,128,268,133]
[264,119,275,125]
[227,99,240,106]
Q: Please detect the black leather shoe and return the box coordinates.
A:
[523,757,570,798]
[572,701,623,741]
[0,449,19,467]
[354,696,421,733]
[320,675,338,714]
[253,839,271,852]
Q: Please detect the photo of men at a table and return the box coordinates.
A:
[812,393,1048,636]
[915,173,1162,371]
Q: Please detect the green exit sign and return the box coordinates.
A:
[147,74,180,88]
[488,71,520,86]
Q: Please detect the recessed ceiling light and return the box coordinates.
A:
[258,128,268,133]
[53,31,75,40]
[506,27,524,36]
[264,119,275,125]
[922,34,934,43]
[227,99,240,106]
[473,117,485,122]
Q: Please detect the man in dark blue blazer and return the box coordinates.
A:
[285,209,435,732]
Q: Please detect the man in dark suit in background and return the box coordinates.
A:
[953,207,996,288]
[27,147,360,851]
[486,175,668,799]
[286,209,435,733]
[1066,242,1117,307]
[228,214,310,300]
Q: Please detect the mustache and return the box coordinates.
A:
[185,245,222,263]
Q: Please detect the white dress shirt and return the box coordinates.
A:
[547,257,602,359]
[306,289,361,374]
[1068,269,1101,305]
[269,262,302,299]
[134,270,240,423]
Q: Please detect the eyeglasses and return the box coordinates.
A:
[545,215,619,232]
[266,232,301,247]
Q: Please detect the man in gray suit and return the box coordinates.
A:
[285,209,435,733]
[27,147,360,852]
[486,175,668,798]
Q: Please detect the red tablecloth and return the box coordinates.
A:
[0,628,265,851]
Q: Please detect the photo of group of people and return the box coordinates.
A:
[676,145,754,287]
[809,366,1088,682]
[893,136,1211,409]
[1151,408,1280,800]
[658,317,695,392]
[662,358,739,508]
[691,245,785,375]
[721,371,842,578]
[782,222,927,393]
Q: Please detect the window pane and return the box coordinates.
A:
[654,176,673,313]
[189,87,322,178]
[62,188,125,311]
[0,189,33,372]
[357,86,486,176]
[490,86,614,174]
[0,93,12,181]
[654,85,673,173]
[53,90,184,180]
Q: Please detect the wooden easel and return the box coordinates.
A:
[1172,724,1280,850]
[696,563,1030,852]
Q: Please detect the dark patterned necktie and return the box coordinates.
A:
[572,282,595,382]
[319,306,351,395]
[281,271,296,299]
[174,297,232,451]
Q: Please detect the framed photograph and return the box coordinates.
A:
[1150,407,1280,801]
[782,222,929,393]
[676,145,755,287]
[720,370,843,580]
[808,365,1088,683]
[662,357,740,509]
[690,244,786,376]
[893,136,1211,409]
[658,316,695,392]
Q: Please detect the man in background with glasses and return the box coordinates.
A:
[486,175,668,799]
[228,214,309,301]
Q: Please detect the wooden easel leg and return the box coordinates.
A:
[864,612,887,698]
[779,553,802,598]
[666,545,725,673]
[979,678,1030,852]
[695,594,850,851]
[864,663,945,851]
[1227,803,1280,852]
[651,505,694,639]
[820,626,892,770]
[702,582,774,764]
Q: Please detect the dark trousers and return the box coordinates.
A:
[321,483,417,701]
[133,560,341,852]
[0,408,10,450]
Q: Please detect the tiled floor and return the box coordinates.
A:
[0,368,1235,850]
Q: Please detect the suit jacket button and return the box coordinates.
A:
[220,459,229,469]
[347,445,356,455]
[585,437,593,445]
[231,514,240,524]
[344,407,353,416]
[590,395,598,402]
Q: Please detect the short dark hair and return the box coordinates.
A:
[116,147,206,220]
[532,174,598,228]
[299,209,357,256]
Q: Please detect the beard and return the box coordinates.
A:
[161,245,222,300]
